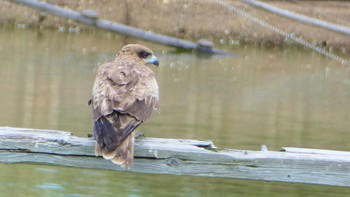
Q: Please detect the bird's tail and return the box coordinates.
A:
[95,132,135,169]
[111,132,134,168]
[94,115,137,169]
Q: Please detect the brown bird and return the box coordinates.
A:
[89,44,159,168]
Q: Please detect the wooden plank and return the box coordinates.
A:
[0,127,350,187]
[282,147,350,156]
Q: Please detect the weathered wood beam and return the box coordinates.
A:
[0,127,349,188]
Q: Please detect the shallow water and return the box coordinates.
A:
[0,28,350,196]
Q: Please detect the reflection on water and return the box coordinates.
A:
[0,28,350,196]
[0,164,349,197]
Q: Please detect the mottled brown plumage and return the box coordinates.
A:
[89,44,159,168]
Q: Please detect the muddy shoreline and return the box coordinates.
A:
[1,0,349,57]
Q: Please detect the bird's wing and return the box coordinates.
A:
[93,61,159,121]
[110,65,159,122]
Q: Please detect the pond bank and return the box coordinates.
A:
[1,0,350,56]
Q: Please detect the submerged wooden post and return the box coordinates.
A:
[9,0,231,55]
[0,127,350,187]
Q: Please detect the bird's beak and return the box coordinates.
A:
[146,55,159,67]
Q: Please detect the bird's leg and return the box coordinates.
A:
[135,132,145,139]
[87,133,94,138]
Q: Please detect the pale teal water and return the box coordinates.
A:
[0,28,349,196]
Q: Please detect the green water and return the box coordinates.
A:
[0,28,349,196]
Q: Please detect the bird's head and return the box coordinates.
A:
[119,44,159,67]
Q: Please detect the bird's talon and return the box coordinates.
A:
[135,132,145,139]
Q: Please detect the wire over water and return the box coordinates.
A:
[215,0,350,65]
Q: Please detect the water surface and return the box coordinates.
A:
[0,28,349,196]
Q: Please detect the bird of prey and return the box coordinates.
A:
[89,44,159,168]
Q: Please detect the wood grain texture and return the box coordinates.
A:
[0,127,349,187]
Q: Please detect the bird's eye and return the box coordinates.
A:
[139,51,151,59]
